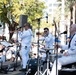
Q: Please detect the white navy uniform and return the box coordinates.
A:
[0,41,12,62]
[39,33,55,60]
[51,33,76,75]
[18,29,32,69]
[39,33,55,51]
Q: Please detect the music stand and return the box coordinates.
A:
[42,48,53,75]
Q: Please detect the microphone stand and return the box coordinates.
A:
[34,18,42,75]
[34,14,48,75]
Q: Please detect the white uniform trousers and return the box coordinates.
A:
[51,55,76,75]
[20,46,30,69]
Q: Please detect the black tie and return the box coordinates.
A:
[68,34,75,48]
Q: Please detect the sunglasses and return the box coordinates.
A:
[44,31,47,32]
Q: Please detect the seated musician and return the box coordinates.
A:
[8,38,21,62]
[39,28,55,51]
[0,36,7,62]
[39,28,55,62]
[50,24,76,75]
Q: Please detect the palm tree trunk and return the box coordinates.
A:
[70,6,73,25]
[75,5,76,24]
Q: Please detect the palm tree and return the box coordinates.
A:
[64,0,76,36]
[65,0,76,25]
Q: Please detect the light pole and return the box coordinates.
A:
[60,0,65,45]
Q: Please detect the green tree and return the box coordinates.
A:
[65,0,76,25]
[0,0,45,40]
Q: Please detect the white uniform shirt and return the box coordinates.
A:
[61,45,68,50]
[61,33,76,55]
[68,34,76,55]
[39,33,55,49]
[18,29,33,47]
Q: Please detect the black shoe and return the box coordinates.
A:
[19,68,27,72]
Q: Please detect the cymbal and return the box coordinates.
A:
[42,48,54,50]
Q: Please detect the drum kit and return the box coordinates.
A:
[28,42,57,75]
[29,42,76,75]
[28,41,65,75]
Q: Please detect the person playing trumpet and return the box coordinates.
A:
[18,23,33,71]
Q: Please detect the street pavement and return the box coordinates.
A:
[0,67,25,75]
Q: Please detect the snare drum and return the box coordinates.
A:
[27,58,43,75]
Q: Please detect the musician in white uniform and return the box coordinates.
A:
[39,28,55,51]
[18,23,32,71]
[39,28,55,62]
[51,24,76,75]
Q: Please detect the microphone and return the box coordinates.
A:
[60,31,67,35]
[46,13,48,23]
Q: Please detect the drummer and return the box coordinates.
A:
[39,28,55,59]
[39,28,55,51]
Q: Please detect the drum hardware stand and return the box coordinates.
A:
[54,21,68,75]
[53,19,59,75]
[25,68,31,75]
[34,58,43,75]
[42,48,52,75]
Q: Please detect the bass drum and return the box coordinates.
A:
[27,58,43,75]
[27,58,37,75]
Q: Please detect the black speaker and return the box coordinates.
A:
[19,15,28,27]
